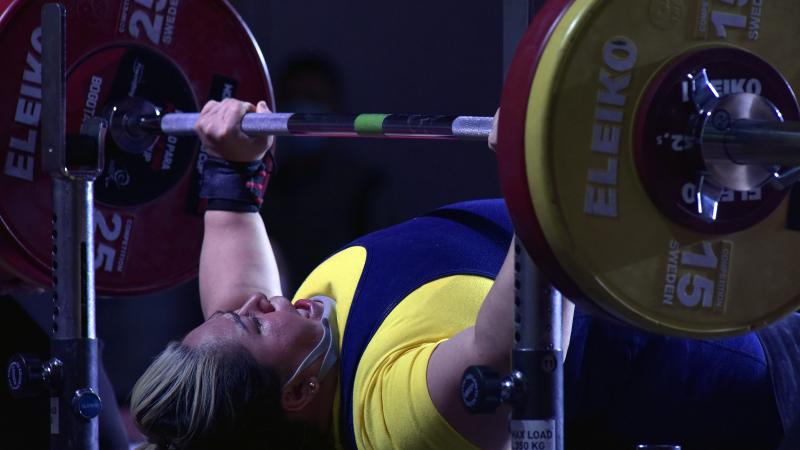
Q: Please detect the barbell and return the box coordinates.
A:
[2,0,800,336]
[109,97,495,150]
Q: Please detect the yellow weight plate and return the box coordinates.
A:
[523,0,800,336]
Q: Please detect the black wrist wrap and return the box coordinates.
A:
[199,154,273,212]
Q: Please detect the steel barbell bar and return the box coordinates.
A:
[113,93,800,170]
[107,98,494,152]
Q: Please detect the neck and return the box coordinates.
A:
[312,369,339,432]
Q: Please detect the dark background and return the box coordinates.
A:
[97,0,505,417]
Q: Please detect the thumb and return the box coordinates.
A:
[256,100,270,113]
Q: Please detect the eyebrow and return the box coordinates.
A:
[211,310,249,333]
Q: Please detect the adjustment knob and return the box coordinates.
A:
[72,388,102,420]
[7,354,46,398]
[461,365,504,414]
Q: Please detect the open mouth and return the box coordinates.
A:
[293,300,316,319]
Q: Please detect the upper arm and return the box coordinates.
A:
[426,249,516,450]
[426,328,512,450]
[426,242,575,450]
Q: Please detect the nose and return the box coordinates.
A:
[238,293,274,314]
[267,296,294,312]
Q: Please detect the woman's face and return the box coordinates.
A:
[184,294,325,381]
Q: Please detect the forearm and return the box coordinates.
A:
[471,241,575,368]
[471,241,515,369]
[428,242,574,449]
[199,210,281,318]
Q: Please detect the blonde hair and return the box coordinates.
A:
[130,341,294,450]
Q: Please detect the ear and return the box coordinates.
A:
[281,377,320,412]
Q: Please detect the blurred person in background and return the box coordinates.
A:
[263,56,385,294]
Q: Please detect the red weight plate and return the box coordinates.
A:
[634,48,799,235]
[0,0,273,295]
[497,0,583,300]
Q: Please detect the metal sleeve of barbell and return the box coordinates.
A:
[708,119,800,166]
[159,112,493,141]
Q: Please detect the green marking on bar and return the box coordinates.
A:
[354,114,390,135]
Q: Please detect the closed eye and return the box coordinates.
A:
[209,310,252,333]
[249,315,263,334]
